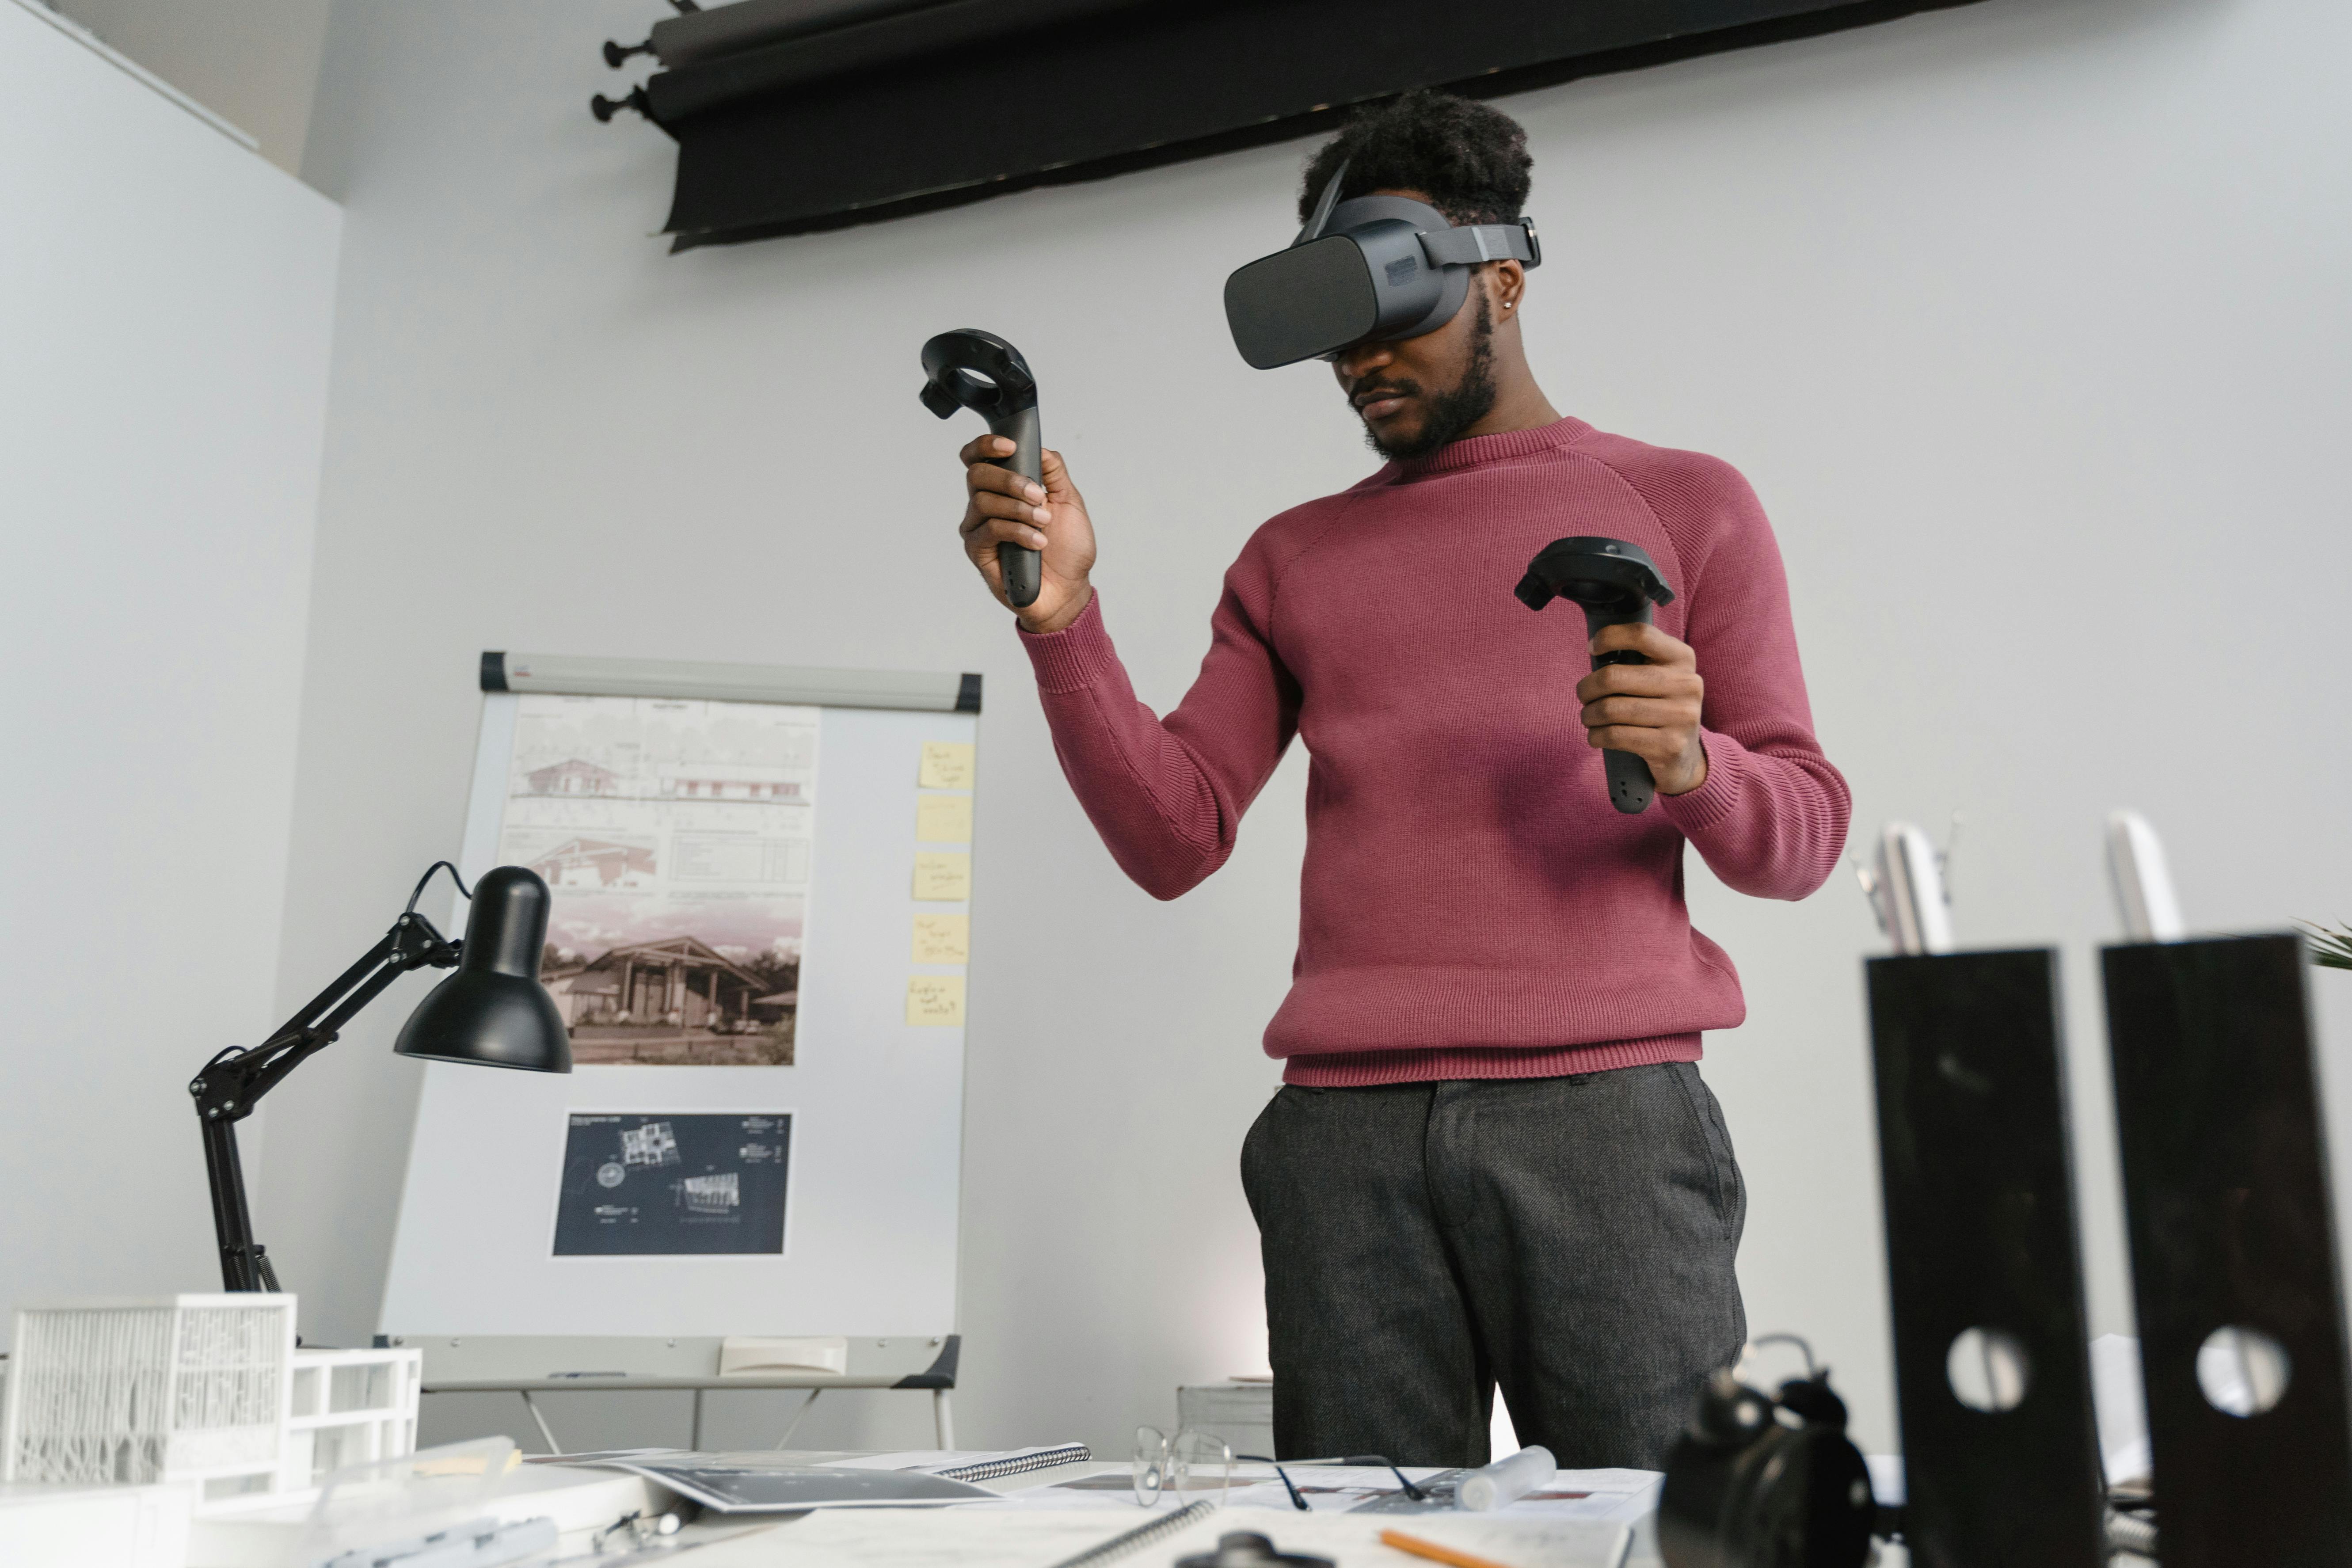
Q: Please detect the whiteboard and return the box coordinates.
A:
[379,689,975,1338]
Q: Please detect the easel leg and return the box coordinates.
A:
[773,1388,821,1449]
[933,1388,955,1449]
[521,1392,561,1456]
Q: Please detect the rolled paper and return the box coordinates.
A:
[1456,1444,1556,1511]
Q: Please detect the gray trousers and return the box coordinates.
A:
[1238,1063,1747,1470]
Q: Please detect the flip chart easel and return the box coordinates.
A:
[377,654,981,1449]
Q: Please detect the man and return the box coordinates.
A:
[952,91,1849,1468]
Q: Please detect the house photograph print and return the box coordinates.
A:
[497,694,818,1066]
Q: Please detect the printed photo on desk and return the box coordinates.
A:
[497,694,817,1065]
[553,1111,792,1256]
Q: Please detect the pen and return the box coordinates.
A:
[1378,1528,1519,1568]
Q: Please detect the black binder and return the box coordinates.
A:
[1867,948,2106,1567]
[2102,933,2352,1567]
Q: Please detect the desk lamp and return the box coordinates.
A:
[189,862,571,1292]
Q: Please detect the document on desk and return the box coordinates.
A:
[568,1453,996,1511]
[1008,1465,1437,1515]
[679,1506,1205,1568]
[1002,1464,1653,1521]
[1352,1467,1661,1523]
[679,1504,1632,1567]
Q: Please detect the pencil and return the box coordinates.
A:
[1378,1527,1519,1568]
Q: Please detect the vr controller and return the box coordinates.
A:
[1515,537,1677,815]
[920,328,1043,610]
[1224,162,1541,370]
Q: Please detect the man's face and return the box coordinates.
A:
[1329,196,1501,461]
[1333,293,1498,461]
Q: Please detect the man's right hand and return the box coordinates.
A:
[959,435,1096,634]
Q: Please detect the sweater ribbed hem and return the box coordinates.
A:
[1280,1033,1702,1087]
[1017,591,1116,694]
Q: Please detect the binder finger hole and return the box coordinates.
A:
[2197,1325,2291,1416]
[1945,1326,2031,1413]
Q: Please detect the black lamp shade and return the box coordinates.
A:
[394,866,572,1073]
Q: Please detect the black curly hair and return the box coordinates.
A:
[1296,90,1533,229]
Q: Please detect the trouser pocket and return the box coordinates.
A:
[1668,1062,1746,1248]
[1239,1085,1310,1224]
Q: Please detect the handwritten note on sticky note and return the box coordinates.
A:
[911,914,970,965]
[918,742,975,790]
[906,974,966,1026]
[915,793,973,843]
[911,851,971,901]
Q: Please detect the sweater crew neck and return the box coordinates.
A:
[1387,415,1593,480]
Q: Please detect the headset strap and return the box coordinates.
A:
[1420,217,1541,269]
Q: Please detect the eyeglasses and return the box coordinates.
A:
[1236,1454,1429,1511]
[1133,1427,1233,1507]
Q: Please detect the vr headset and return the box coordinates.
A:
[1223,164,1542,370]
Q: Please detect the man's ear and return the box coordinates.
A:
[1490,259,1527,317]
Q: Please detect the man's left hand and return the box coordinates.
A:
[1576,623,1708,796]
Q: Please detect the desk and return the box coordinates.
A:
[650,1461,2163,1568]
[684,1460,1660,1568]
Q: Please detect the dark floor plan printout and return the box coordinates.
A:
[555,1111,792,1256]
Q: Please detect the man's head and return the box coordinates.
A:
[1298,92,1538,461]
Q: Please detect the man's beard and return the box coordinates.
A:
[1356,293,1499,461]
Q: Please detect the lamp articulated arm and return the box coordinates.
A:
[190,866,467,1293]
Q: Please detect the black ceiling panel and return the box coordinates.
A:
[609,0,1986,248]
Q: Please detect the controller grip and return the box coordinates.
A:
[1588,614,1658,816]
[992,405,1043,609]
[1604,746,1656,815]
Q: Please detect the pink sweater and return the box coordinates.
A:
[1019,416,1849,1086]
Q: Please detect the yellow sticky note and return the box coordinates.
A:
[911,913,970,964]
[906,974,966,1026]
[918,742,976,790]
[915,793,973,843]
[912,851,971,901]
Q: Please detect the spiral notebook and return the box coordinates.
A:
[832,1444,1095,1483]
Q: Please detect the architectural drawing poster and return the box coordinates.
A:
[498,694,818,1066]
[553,1112,792,1256]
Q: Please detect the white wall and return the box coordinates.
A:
[277,0,2352,1459]
[43,0,334,177]
[0,0,340,1317]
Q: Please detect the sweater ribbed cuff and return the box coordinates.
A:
[1658,727,1746,837]
[1016,591,1115,695]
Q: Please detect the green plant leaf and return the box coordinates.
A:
[2300,921,2352,970]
